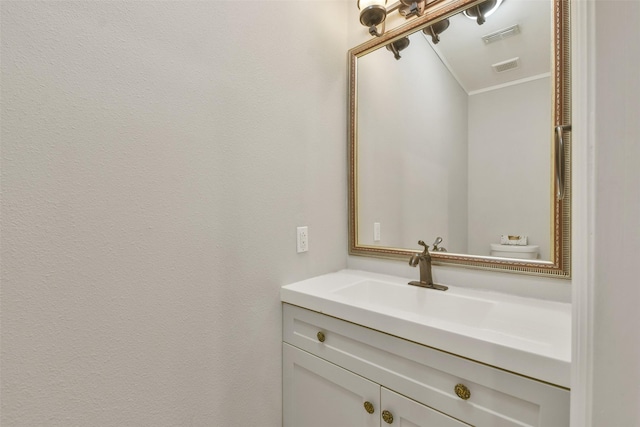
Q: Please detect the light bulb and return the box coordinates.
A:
[358,0,386,10]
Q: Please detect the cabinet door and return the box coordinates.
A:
[381,388,471,427]
[283,343,380,427]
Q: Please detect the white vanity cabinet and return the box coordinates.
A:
[282,303,570,427]
[284,344,469,427]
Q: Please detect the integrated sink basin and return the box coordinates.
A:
[281,269,571,388]
[332,279,496,327]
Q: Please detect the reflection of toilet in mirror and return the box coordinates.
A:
[490,244,539,259]
[490,235,539,259]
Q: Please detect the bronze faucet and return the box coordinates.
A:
[408,240,448,291]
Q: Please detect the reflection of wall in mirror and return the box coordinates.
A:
[357,32,468,251]
[467,77,551,260]
[357,30,551,258]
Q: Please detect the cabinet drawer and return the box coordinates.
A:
[283,303,569,427]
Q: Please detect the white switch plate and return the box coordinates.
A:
[296,226,308,253]
[374,222,381,242]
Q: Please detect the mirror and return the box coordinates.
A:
[348,0,571,277]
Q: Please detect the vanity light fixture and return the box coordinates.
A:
[385,36,411,59]
[358,0,428,37]
[463,0,504,25]
[358,0,388,36]
[358,0,503,39]
[423,18,450,44]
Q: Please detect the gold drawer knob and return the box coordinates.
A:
[317,331,326,342]
[364,401,375,414]
[455,383,471,400]
[382,409,394,424]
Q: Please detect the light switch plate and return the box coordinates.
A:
[297,226,308,253]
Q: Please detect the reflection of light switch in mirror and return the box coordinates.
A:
[374,222,381,242]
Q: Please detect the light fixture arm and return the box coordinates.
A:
[472,5,486,25]
[399,1,426,19]
[358,0,422,38]
[387,43,401,59]
[368,21,385,37]
[426,26,440,43]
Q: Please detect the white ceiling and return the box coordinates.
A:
[417,0,552,94]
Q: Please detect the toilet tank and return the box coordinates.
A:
[490,244,540,260]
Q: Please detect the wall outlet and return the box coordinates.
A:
[296,226,309,253]
[374,222,381,242]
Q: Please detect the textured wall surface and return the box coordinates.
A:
[1,1,348,425]
[591,0,640,424]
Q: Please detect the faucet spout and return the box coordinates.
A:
[409,253,420,267]
[408,240,448,291]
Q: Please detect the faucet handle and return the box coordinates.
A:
[417,240,429,255]
[432,237,447,252]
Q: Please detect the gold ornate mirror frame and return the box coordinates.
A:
[348,0,571,277]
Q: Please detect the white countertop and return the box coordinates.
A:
[281,269,571,388]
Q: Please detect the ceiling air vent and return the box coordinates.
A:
[482,24,521,44]
[492,57,520,73]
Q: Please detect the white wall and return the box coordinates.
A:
[467,77,552,259]
[589,0,640,424]
[0,1,348,425]
[357,32,468,251]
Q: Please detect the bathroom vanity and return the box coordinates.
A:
[281,270,570,426]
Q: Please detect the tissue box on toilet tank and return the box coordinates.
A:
[500,235,528,246]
